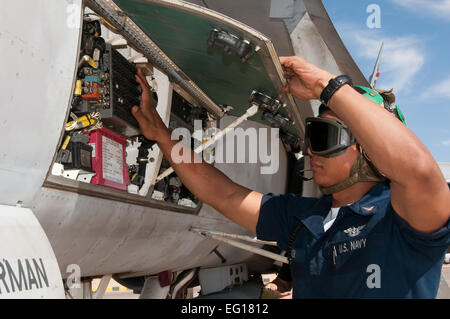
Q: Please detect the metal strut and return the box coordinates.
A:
[152,103,260,184]
[190,227,289,264]
[86,0,224,118]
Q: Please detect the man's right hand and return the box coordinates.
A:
[131,68,263,233]
[131,68,170,143]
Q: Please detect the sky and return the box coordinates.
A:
[322,0,450,163]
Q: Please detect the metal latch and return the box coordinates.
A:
[207,28,257,63]
[250,90,282,113]
[250,90,301,151]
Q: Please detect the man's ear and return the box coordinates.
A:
[348,144,361,154]
[346,144,363,166]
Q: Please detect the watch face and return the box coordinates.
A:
[336,75,352,84]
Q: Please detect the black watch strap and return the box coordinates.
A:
[320,75,353,106]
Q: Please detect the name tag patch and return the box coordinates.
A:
[332,238,367,264]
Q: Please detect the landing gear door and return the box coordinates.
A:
[0,205,64,298]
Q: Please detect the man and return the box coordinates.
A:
[131,56,450,298]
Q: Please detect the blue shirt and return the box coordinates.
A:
[256,183,450,298]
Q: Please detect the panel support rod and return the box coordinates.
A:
[190,227,289,264]
[153,104,259,184]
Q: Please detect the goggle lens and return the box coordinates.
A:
[304,117,354,157]
[306,120,340,152]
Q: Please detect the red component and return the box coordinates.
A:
[88,127,130,191]
[82,82,101,101]
[158,270,172,287]
[376,72,380,77]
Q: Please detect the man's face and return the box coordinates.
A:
[307,112,359,187]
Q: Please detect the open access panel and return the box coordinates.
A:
[45,0,304,214]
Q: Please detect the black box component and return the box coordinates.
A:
[62,142,94,172]
[72,42,143,137]
[99,44,142,137]
[130,136,156,189]
[170,91,208,130]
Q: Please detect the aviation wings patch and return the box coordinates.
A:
[343,225,366,237]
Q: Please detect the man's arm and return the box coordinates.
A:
[281,56,450,233]
[131,69,262,233]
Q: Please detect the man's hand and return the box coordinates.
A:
[280,56,335,100]
[261,277,293,299]
[131,69,262,233]
[131,68,170,143]
[279,56,450,233]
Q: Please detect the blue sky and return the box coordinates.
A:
[322,0,450,162]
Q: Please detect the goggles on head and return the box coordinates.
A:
[304,117,356,158]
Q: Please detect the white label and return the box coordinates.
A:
[102,136,124,184]
[89,143,96,158]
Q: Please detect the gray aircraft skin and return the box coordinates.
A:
[0,0,370,297]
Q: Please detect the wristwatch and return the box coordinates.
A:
[320,75,353,106]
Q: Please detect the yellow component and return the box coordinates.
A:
[131,173,138,182]
[104,286,128,292]
[61,136,71,150]
[202,137,214,164]
[65,114,97,131]
[80,114,95,127]
[75,80,82,96]
[88,57,98,69]
[100,17,117,30]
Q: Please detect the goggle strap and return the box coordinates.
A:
[320,153,386,194]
